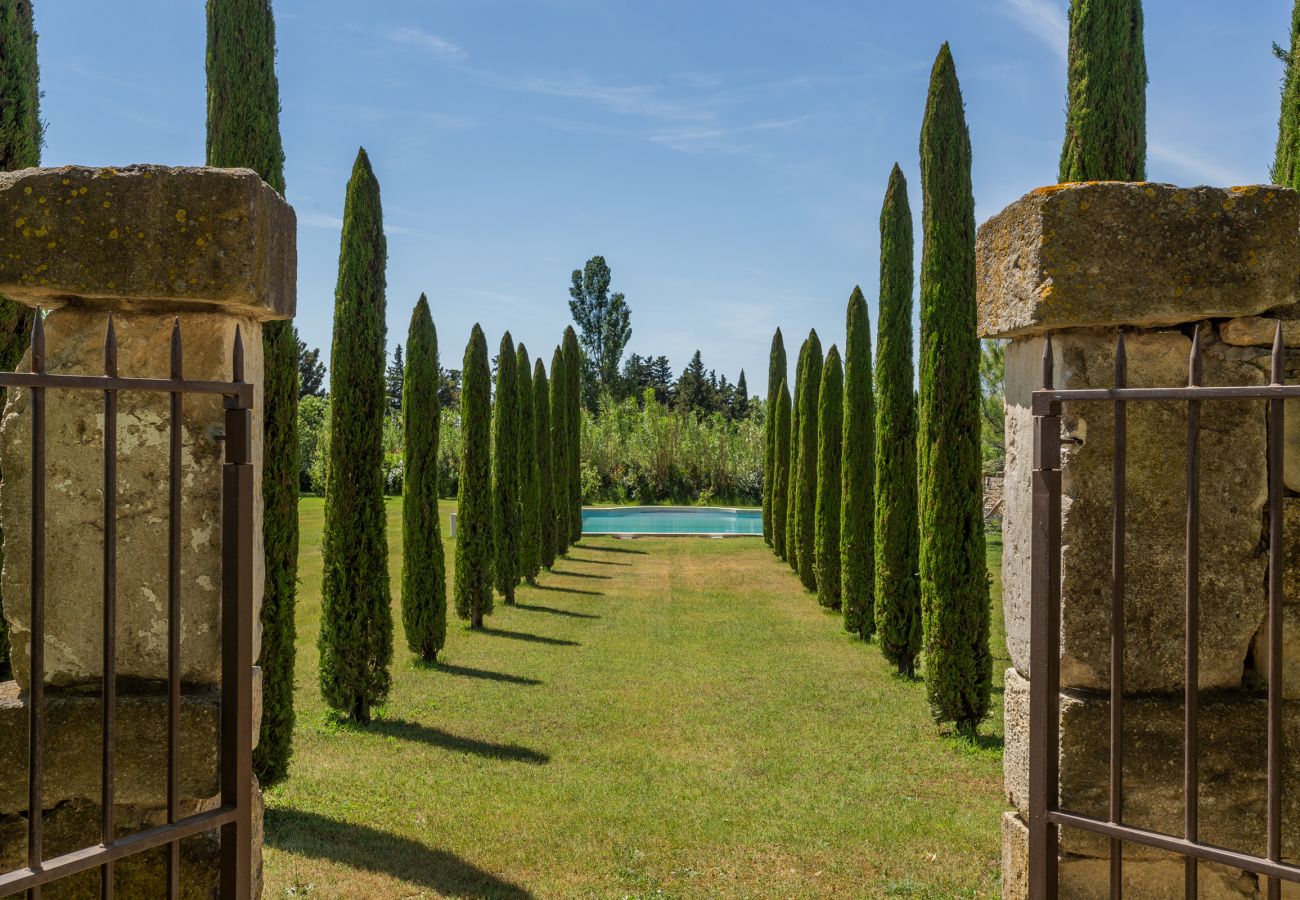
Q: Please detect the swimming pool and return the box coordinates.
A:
[582,506,762,536]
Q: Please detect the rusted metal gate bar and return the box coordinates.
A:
[0,313,255,900]
[1028,323,1300,898]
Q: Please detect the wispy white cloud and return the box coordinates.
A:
[299,212,343,229]
[998,0,1068,60]
[1148,141,1243,187]
[510,75,714,122]
[649,115,812,155]
[387,26,466,61]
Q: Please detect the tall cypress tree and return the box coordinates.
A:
[786,339,809,571]
[763,329,786,547]
[319,148,391,725]
[517,344,541,583]
[534,358,556,571]
[1059,0,1147,182]
[796,331,823,593]
[919,46,991,734]
[1274,1,1300,187]
[0,0,41,683]
[456,325,494,628]
[876,164,922,677]
[493,333,520,603]
[549,345,569,561]
[815,346,843,610]
[771,380,792,560]
[400,294,445,663]
[842,287,875,640]
[563,327,583,544]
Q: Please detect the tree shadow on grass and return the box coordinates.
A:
[531,584,604,597]
[265,807,536,898]
[547,569,611,580]
[417,661,543,686]
[564,556,631,567]
[371,718,550,764]
[577,544,647,555]
[514,602,600,620]
[480,626,581,647]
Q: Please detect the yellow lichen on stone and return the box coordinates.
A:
[23,187,31,195]
[101,201,110,209]
[195,237,206,248]
[1145,187,1156,198]
[175,209,187,224]
[15,218,25,228]
[108,229,119,240]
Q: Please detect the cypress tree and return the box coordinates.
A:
[517,344,541,583]
[0,0,41,682]
[815,346,843,610]
[400,294,445,663]
[549,345,569,561]
[876,165,922,676]
[493,332,520,603]
[795,331,823,593]
[842,287,876,640]
[534,359,556,571]
[319,148,391,725]
[763,329,786,547]
[456,325,494,628]
[1274,0,1300,188]
[786,339,808,571]
[919,46,991,734]
[1059,0,1147,182]
[563,327,583,544]
[771,380,792,560]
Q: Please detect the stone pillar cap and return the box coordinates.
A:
[976,181,1300,339]
[0,164,295,321]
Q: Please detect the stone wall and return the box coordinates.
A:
[981,181,1300,898]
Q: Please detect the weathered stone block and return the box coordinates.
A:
[977,183,1300,339]
[1248,498,1300,699]
[1004,670,1300,861]
[0,309,264,687]
[0,165,294,320]
[1003,330,1267,692]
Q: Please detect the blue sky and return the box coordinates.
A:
[32,0,1289,395]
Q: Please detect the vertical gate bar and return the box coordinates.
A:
[100,316,117,900]
[1184,326,1202,899]
[1110,330,1127,899]
[1029,333,1061,898]
[219,326,252,900]
[27,310,46,900]
[166,319,182,900]
[1267,323,1284,900]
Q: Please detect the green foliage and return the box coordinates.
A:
[763,329,786,546]
[564,327,583,544]
[319,148,391,725]
[772,380,792,560]
[493,332,520,603]
[456,324,494,627]
[534,359,556,570]
[386,343,404,415]
[205,0,285,192]
[919,47,991,733]
[297,394,328,493]
[815,346,843,610]
[517,344,541,583]
[569,255,632,400]
[1059,0,1147,182]
[549,345,569,562]
[795,331,823,593]
[980,341,1006,476]
[786,339,808,574]
[297,332,326,398]
[841,288,875,639]
[876,165,922,677]
[400,295,445,662]
[1276,2,1300,187]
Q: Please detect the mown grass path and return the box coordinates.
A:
[262,498,1007,898]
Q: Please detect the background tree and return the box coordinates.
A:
[763,330,786,546]
[795,331,823,592]
[534,358,556,570]
[1059,0,1147,182]
[400,294,445,662]
[815,346,843,610]
[319,148,391,725]
[841,287,875,639]
[675,350,711,414]
[493,332,520,603]
[386,343,404,414]
[622,353,674,405]
[297,333,326,398]
[771,380,792,560]
[876,164,922,677]
[297,393,329,492]
[207,0,299,778]
[733,370,749,419]
[438,367,462,409]
[786,338,808,572]
[919,46,990,734]
[456,324,494,628]
[980,341,1006,476]
[569,255,632,400]
[517,344,541,583]
[563,326,583,544]
[549,345,569,560]
[1275,1,1300,187]
[0,0,41,681]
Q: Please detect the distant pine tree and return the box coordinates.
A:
[815,346,843,610]
[763,330,786,547]
[795,331,823,592]
[517,344,541,583]
[386,343,405,414]
[841,287,875,640]
[534,358,556,570]
[493,333,520,603]
[549,345,570,561]
[456,325,495,628]
[771,380,793,560]
[1275,0,1300,187]
[734,370,749,419]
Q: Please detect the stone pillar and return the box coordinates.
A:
[0,165,294,897]
[981,182,1300,899]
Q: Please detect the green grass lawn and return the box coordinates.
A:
[262,498,1008,899]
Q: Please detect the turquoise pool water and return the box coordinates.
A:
[582,506,762,535]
